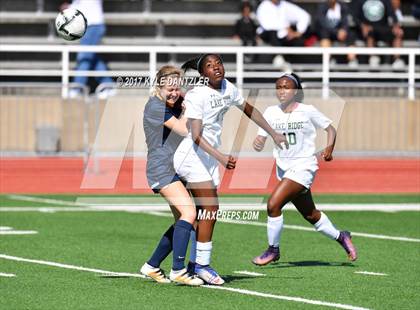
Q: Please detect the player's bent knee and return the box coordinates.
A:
[181,211,196,224]
[267,198,282,216]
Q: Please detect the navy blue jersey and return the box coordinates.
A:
[143,95,184,191]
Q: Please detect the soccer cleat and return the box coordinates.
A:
[337,231,358,261]
[195,264,225,285]
[169,268,204,286]
[252,245,280,266]
[140,263,171,284]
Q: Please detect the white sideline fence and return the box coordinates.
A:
[0,45,419,99]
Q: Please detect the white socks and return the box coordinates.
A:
[267,215,284,247]
[196,241,212,266]
[266,212,339,248]
[314,212,340,240]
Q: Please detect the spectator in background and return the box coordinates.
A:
[316,0,358,68]
[234,1,258,62]
[256,0,311,68]
[256,0,283,46]
[353,0,404,69]
[256,0,311,47]
[62,0,115,98]
[391,0,403,23]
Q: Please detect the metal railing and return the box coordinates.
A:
[0,45,419,99]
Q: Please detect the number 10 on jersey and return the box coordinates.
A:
[283,132,297,145]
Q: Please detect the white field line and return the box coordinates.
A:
[2,197,420,242]
[0,226,38,235]
[149,211,420,243]
[234,270,266,277]
[0,230,38,235]
[0,254,145,278]
[0,253,370,310]
[0,272,16,277]
[5,195,420,212]
[206,286,369,310]
[1,203,420,212]
[354,271,388,276]
[6,195,89,207]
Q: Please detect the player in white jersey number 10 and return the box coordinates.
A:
[252,73,357,265]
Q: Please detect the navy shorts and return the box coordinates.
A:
[147,172,182,194]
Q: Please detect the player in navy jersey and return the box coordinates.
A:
[140,65,203,286]
[174,54,288,285]
[252,73,357,265]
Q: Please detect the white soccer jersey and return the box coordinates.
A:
[174,79,245,186]
[183,79,245,148]
[258,103,332,171]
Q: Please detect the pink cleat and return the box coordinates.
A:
[337,231,358,261]
[252,246,280,266]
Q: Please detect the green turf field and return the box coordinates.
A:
[1,194,419,310]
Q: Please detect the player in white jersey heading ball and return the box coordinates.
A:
[252,73,357,265]
[174,54,288,285]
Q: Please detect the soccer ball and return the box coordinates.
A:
[55,8,87,41]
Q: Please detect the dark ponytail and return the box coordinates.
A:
[181,56,201,72]
[290,72,304,102]
[181,54,223,74]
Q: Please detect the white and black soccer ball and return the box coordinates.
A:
[55,8,87,41]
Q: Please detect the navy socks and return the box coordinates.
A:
[147,225,174,268]
[172,220,193,271]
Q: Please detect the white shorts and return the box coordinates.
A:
[174,139,220,186]
[276,165,317,189]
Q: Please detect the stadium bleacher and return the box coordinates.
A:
[0,0,419,84]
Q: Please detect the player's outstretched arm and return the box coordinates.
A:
[239,101,288,150]
[189,118,236,169]
[321,125,337,161]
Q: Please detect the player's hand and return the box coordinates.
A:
[253,136,266,152]
[272,132,289,150]
[220,154,236,169]
[321,146,334,161]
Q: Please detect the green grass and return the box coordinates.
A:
[0,195,419,309]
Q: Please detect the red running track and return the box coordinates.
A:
[0,157,419,194]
